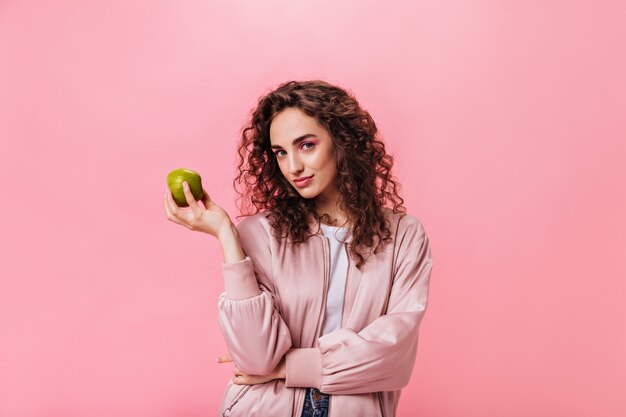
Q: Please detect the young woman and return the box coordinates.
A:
[163,80,433,417]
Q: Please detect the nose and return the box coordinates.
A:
[287,152,303,176]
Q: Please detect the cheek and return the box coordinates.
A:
[321,151,338,173]
[275,160,288,174]
[308,150,334,169]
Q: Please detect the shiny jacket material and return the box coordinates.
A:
[217,207,433,417]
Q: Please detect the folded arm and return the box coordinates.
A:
[283,217,433,394]
[216,216,293,376]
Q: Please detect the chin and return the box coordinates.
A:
[297,190,318,199]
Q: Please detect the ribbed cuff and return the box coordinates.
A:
[284,348,322,389]
[221,256,262,300]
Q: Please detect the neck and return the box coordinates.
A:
[314,185,351,227]
[317,212,351,228]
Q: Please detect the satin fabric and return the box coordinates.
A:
[217,207,433,417]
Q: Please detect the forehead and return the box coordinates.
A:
[269,108,324,145]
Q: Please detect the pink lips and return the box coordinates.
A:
[294,175,313,187]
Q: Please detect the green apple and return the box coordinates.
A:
[167,168,204,207]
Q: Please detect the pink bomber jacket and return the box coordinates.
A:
[217,207,433,417]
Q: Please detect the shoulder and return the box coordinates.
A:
[383,210,432,280]
[234,211,276,251]
[382,207,426,236]
[232,213,275,273]
[236,211,271,233]
[382,207,429,251]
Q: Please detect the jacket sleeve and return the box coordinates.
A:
[283,216,432,394]
[216,216,292,376]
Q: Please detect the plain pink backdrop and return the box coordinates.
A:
[1,1,624,416]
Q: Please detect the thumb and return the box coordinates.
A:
[217,353,233,363]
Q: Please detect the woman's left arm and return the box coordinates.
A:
[282,217,433,395]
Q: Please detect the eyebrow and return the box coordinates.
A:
[270,134,317,149]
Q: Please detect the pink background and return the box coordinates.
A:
[1,1,624,416]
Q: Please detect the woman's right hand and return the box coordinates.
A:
[163,181,232,239]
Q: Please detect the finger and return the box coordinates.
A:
[216,353,233,363]
[233,367,242,376]
[164,186,182,215]
[201,189,212,206]
[233,374,253,385]
[163,196,180,223]
[163,193,189,228]
[182,181,203,215]
[232,369,243,384]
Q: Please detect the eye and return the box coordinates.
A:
[274,150,286,157]
[301,142,314,150]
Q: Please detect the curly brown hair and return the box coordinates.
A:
[233,79,406,269]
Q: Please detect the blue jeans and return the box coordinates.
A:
[300,387,330,417]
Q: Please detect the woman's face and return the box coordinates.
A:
[269,107,338,202]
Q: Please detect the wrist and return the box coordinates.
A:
[217,221,237,241]
[218,222,246,264]
[275,356,287,380]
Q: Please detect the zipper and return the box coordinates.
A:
[222,385,251,416]
[314,235,330,343]
[320,237,331,416]
[296,235,330,417]
[340,242,351,328]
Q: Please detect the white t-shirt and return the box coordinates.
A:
[319,223,351,336]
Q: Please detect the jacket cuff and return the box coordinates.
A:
[221,256,262,300]
[284,348,322,389]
